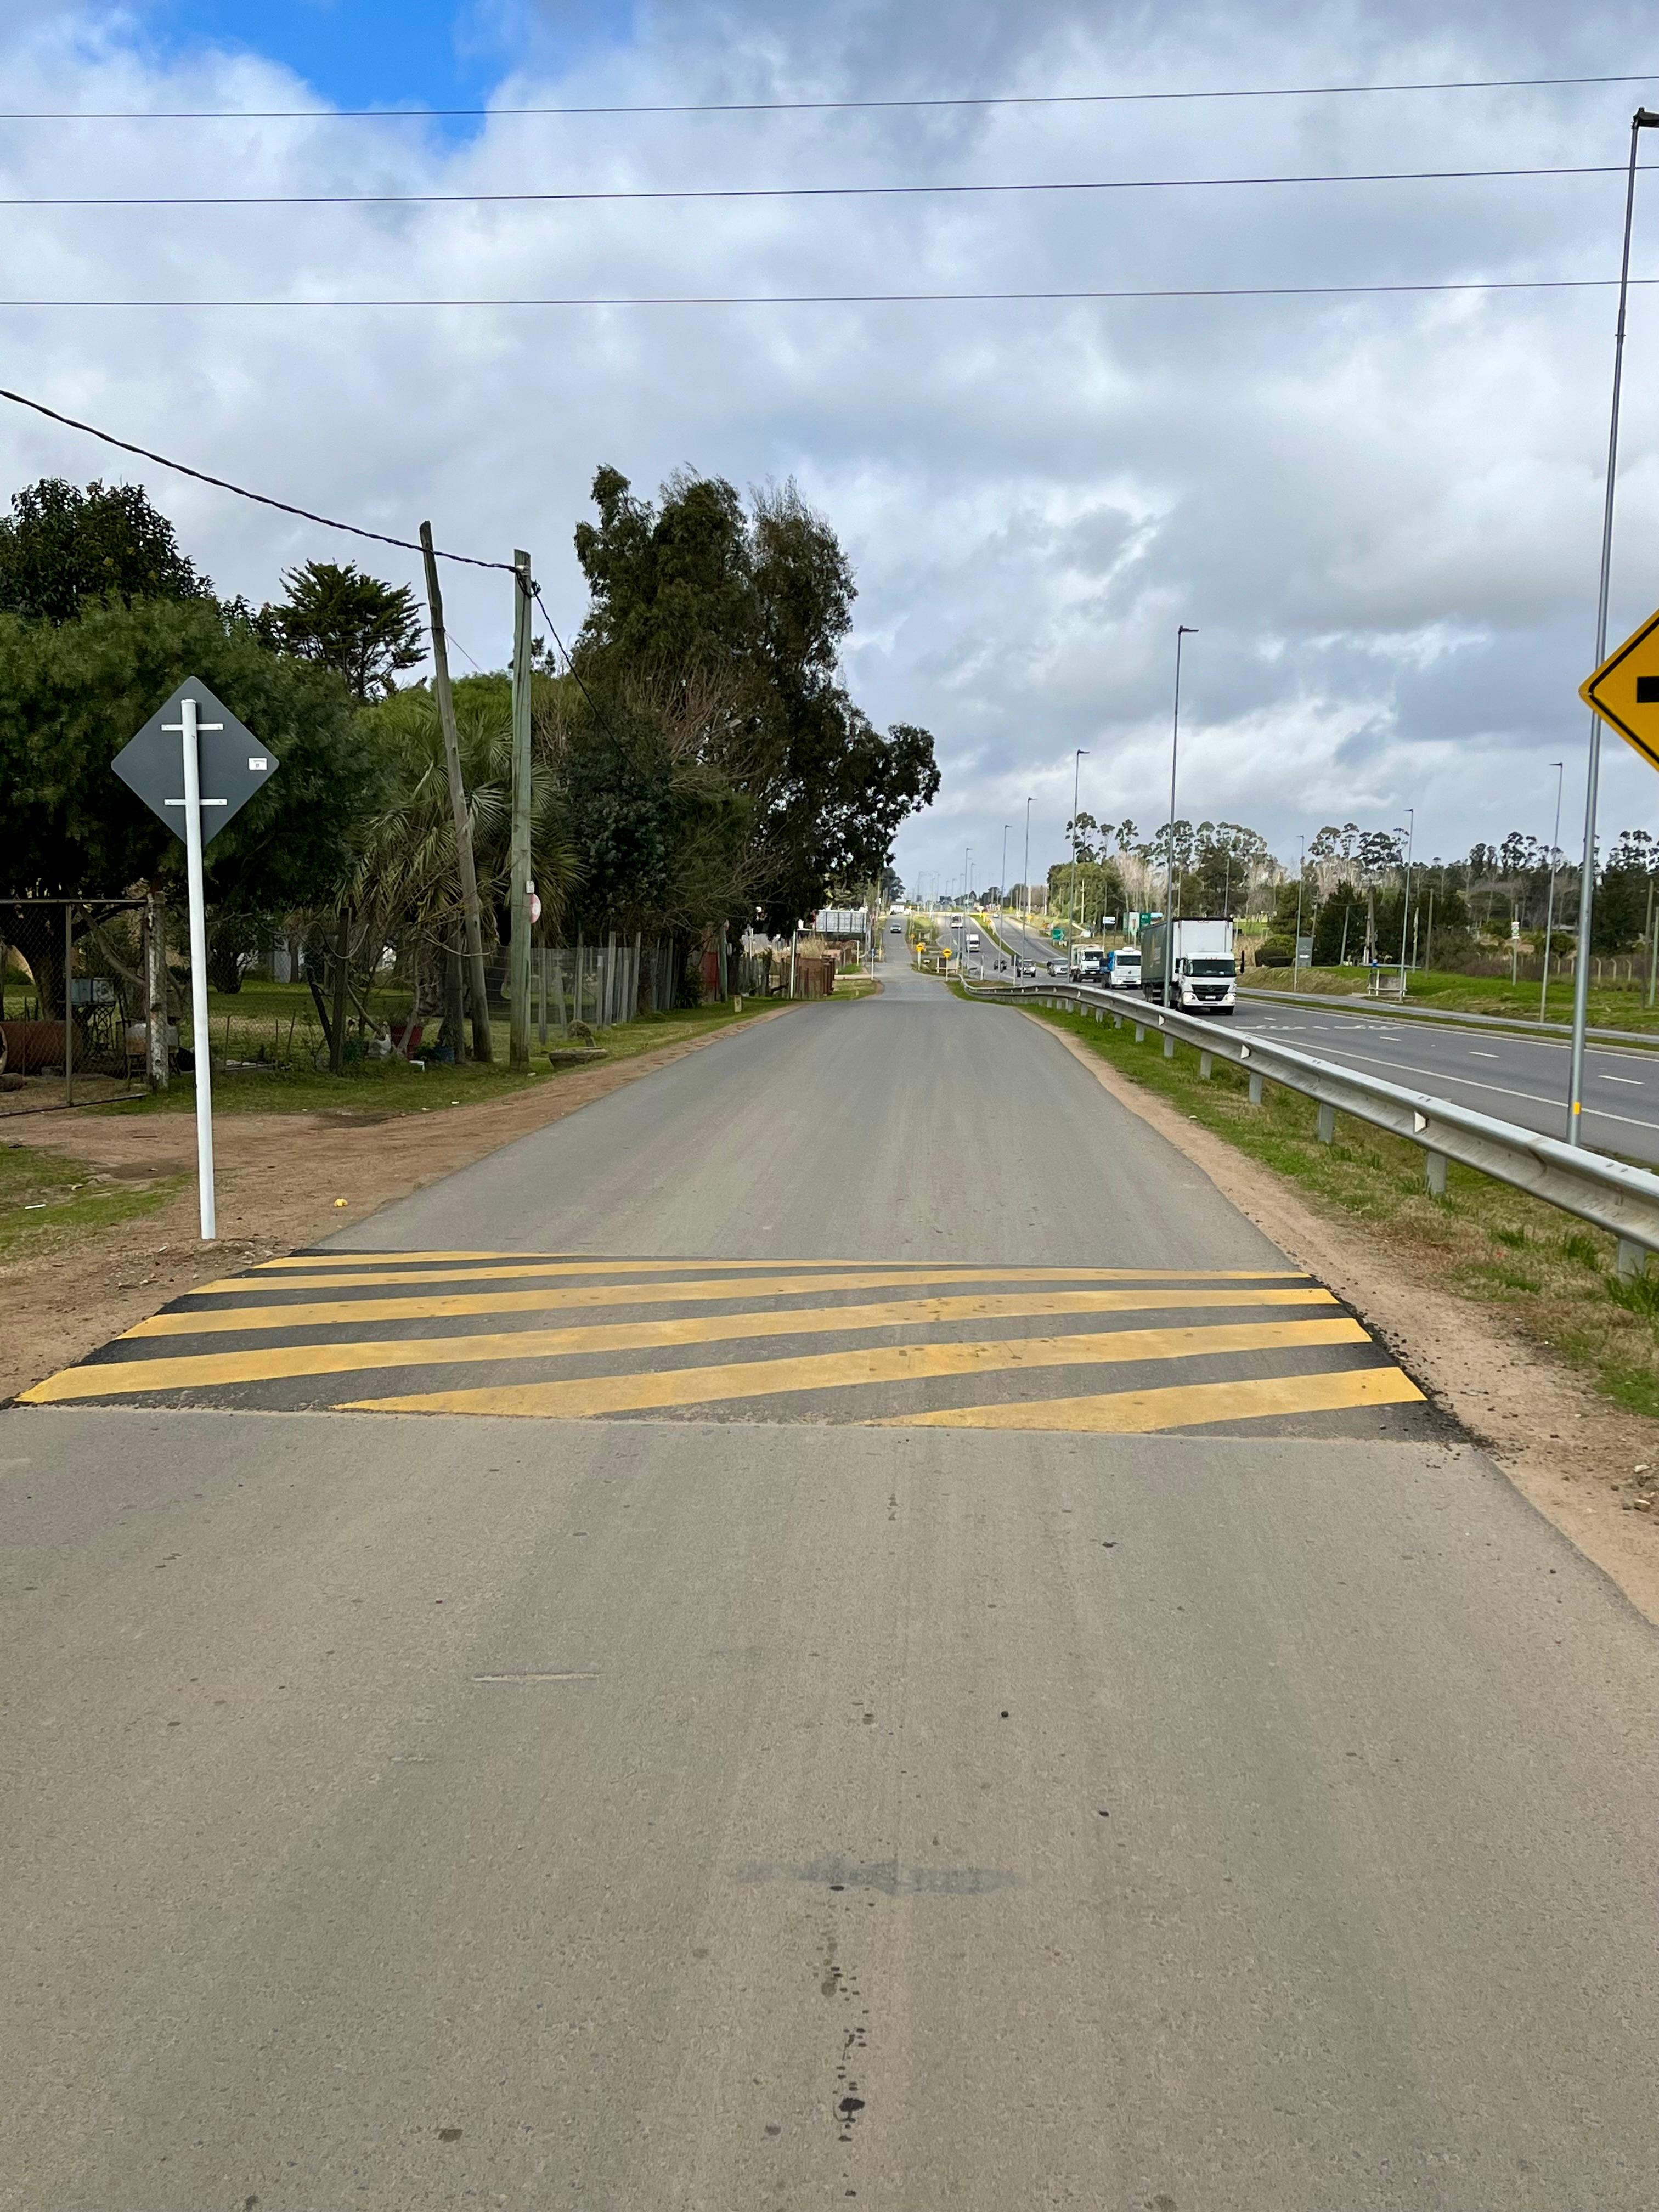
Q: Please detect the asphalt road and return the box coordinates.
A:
[984,908,1659,1165]
[7,964,1659,2209]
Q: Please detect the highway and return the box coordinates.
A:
[6,966,1659,2208]
[985,907,1659,1166]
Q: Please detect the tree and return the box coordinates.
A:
[0,478,210,624]
[259,560,424,701]
[0,594,383,910]
[571,467,938,935]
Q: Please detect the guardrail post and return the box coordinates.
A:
[1425,1153,1447,1198]
[1113,1014,1123,1029]
[1162,1034,1176,1059]
[1317,1102,1336,1144]
[1133,1023,1145,1042]
[1199,1051,1212,1080]
[1248,1072,1264,1106]
[1618,1236,1644,1279]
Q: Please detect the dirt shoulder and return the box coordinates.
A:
[1034,1016,1659,1628]
[0,1005,800,1405]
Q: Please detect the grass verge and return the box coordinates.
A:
[0,1141,183,1264]
[1018,994,1659,1420]
[99,999,781,1118]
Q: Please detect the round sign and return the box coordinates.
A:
[528,892,543,925]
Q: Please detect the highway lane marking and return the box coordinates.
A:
[191,1260,1297,1298]
[1470,1051,1500,1058]
[1251,1042,1659,1133]
[876,1365,1424,1431]
[124,1276,1327,1341]
[338,1318,1375,1420]
[1604,1075,1643,1085]
[20,1297,1347,1403]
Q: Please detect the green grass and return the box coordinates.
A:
[102,996,781,1116]
[1247,963,1659,1034]
[1011,992,1659,1423]
[0,1141,182,1264]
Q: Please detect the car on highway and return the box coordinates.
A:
[1014,958,1036,976]
[1047,960,1068,975]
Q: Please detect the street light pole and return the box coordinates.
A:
[1293,836,1306,996]
[1397,806,1415,991]
[1569,106,1659,1142]
[1163,625,1197,1008]
[1023,795,1032,936]
[1541,761,1565,1022]
[1070,749,1088,935]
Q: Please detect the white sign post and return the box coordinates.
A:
[111,676,279,1244]
[173,692,219,1239]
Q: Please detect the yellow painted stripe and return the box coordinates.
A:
[336,1319,1372,1421]
[875,1365,1425,1432]
[18,1310,1362,1405]
[124,1278,1338,1341]
[193,1260,1301,1296]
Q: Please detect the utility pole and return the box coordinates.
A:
[1023,797,1032,936]
[1569,106,1659,1141]
[1398,808,1415,995]
[420,522,493,1063]
[509,549,534,1072]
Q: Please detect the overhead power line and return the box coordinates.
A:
[0,70,1654,121]
[0,385,514,571]
[1,277,1653,308]
[7,161,1654,207]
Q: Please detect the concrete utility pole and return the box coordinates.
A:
[420,522,493,1063]
[509,549,534,1072]
[1569,106,1659,1142]
[1023,797,1032,933]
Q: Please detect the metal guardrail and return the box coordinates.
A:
[1237,983,1659,1052]
[967,978,1659,1272]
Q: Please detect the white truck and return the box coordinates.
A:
[1069,943,1104,979]
[1103,946,1142,990]
[1136,917,1237,1014]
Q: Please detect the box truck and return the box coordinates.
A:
[1103,946,1142,989]
[1137,917,1237,1013]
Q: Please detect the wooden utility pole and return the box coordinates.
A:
[509,549,534,1071]
[419,522,493,1063]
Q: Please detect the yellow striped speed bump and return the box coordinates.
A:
[17,1250,1429,1438]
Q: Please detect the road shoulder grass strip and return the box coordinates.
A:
[1017,996,1659,1422]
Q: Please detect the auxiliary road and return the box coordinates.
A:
[7,966,1659,2210]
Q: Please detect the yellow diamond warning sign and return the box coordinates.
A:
[1581,604,1659,772]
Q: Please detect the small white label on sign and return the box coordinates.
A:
[250,756,268,770]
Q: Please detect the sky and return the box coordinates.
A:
[3,0,1659,899]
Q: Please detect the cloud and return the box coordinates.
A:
[3,0,1658,893]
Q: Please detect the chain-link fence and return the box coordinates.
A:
[0,899,153,1116]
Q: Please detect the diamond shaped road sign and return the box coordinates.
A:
[112,676,278,845]
[1581,604,1659,774]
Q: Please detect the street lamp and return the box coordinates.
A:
[1070,749,1089,935]
[1397,806,1415,991]
[1568,105,1659,1143]
[1163,625,1197,1008]
[1541,761,1565,1022]
[1293,835,1306,995]
[1023,795,1032,935]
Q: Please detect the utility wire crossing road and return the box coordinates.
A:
[23,1248,1429,1434]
